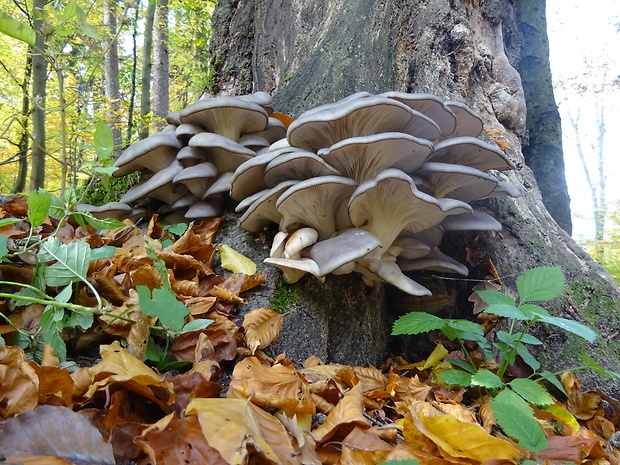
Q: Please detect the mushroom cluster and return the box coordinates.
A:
[230,91,519,296]
[110,92,286,221]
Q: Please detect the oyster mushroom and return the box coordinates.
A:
[429,137,515,171]
[113,133,182,177]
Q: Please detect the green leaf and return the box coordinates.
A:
[0,217,21,227]
[181,319,213,333]
[518,303,550,319]
[0,10,35,45]
[48,194,66,220]
[94,120,114,160]
[537,314,597,342]
[447,357,476,374]
[0,235,8,259]
[39,237,90,286]
[485,303,528,320]
[27,189,52,227]
[470,369,504,389]
[579,355,620,381]
[219,244,257,275]
[515,344,541,372]
[476,290,516,307]
[391,312,445,336]
[137,285,189,332]
[92,166,119,176]
[41,306,67,361]
[441,320,485,342]
[496,330,519,347]
[166,223,189,236]
[75,211,126,230]
[492,389,548,452]
[517,266,564,303]
[508,378,554,406]
[439,369,473,387]
[90,246,116,262]
[65,1,100,39]
[539,370,567,396]
[519,333,543,345]
[66,309,94,330]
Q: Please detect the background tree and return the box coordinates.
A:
[209,0,620,389]
[152,0,169,126]
[103,0,123,151]
[29,0,47,190]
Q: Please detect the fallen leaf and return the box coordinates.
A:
[0,345,39,417]
[219,244,257,275]
[242,307,286,353]
[311,382,369,443]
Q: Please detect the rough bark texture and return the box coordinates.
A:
[153,0,170,123]
[29,0,47,190]
[103,0,123,150]
[209,0,620,388]
[515,0,572,234]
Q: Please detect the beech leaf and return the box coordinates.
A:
[218,244,257,275]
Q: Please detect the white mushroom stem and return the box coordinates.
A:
[284,228,319,259]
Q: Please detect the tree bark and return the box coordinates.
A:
[11,51,32,194]
[139,0,156,139]
[29,0,47,191]
[103,0,123,151]
[210,0,620,388]
[153,0,169,124]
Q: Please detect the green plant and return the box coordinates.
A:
[0,189,208,363]
[392,266,620,455]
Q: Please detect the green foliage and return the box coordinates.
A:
[580,201,620,284]
[392,266,620,455]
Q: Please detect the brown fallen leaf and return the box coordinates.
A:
[0,345,39,417]
[311,382,369,443]
[242,307,286,354]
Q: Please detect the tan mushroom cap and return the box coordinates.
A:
[76,202,132,221]
[263,151,340,187]
[429,137,516,171]
[276,176,358,240]
[173,162,218,198]
[397,247,469,275]
[440,210,502,231]
[113,133,182,177]
[317,132,433,183]
[416,162,499,202]
[444,101,484,138]
[348,168,471,254]
[287,95,441,152]
[180,96,269,141]
[381,91,457,138]
[120,159,186,204]
[189,132,256,173]
[238,180,297,232]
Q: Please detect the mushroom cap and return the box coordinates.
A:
[440,210,502,231]
[381,91,457,138]
[246,117,287,144]
[120,159,185,204]
[180,96,269,141]
[481,180,521,199]
[348,168,471,253]
[416,162,499,202]
[203,171,235,199]
[166,111,182,125]
[301,228,383,276]
[356,258,432,296]
[189,132,256,173]
[76,202,132,221]
[263,257,323,284]
[173,162,218,198]
[113,134,182,177]
[175,123,204,144]
[170,193,200,210]
[263,150,340,187]
[238,134,271,152]
[238,180,297,232]
[287,95,441,152]
[176,146,207,164]
[429,137,516,171]
[276,175,358,239]
[317,132,433,183]
[185,200,221,219]
[284,227,319,259]
[388,235,432,260]
[237,91,274,114]
[444,101,484,138]
[398,247,469,275]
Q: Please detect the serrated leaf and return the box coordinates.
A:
[39,237,91,286]
[515,344,540,371]
[492,389,548,452]
[496,330,519,346]
[0,10,35,45]
[137,285,189,331]
[517,266,564,303]
[48,194,66,220]
[508,378,553,405]
[518,303,550,319]
[537,314,597,342]
[439,369,473,387]
[92,166,119,176]
[471,369,504,389]
[579,355,620,381]
[485,303,528,320]
[447,357,476,374]
[27,189,52,227]
[66,309,94,330]
[94,120,114,160]
[41,307,67,361]
[442,319,485,342]
[391,312,445,335]
[180,319,213,333]
[539,370,567,396]
[476,290,516,306]
[219,244,256,275]
[166,223,189,236]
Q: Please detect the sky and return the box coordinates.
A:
[547,0,620,239]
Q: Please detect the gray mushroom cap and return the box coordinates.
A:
[238,180,297,232]
[237,91,274,114]
[76,202,132,221]
[180,96,269,141]
[348,168,471,254]
[317,132,434,183]
[381,91,457,138]
[113,134,182,177]
[203,172,235,199]
[263,151,340,187]
[175,124,204,144]
[398,247,469,275]
[287,95,441,152]
[429,137,516,171]
[189,132,256,173]
[172,162,218,198]
[356,258,432,296]
[301,228,383,276]
[247,117,287,144]
[120,159,185,204]
[166,111,182,125]
[416,162,499,202]
[444,101,484,138]
[276,175,358,239]
[440,210,502,231]
[185,199,221,219]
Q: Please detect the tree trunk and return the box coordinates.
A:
[103,0,123,151]
[210,0,620,388]
[153,0,169,124]
[29,0,47,191]
[139,0,156,140]
[11,51,32,194]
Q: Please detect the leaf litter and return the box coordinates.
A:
[0,196,620,464]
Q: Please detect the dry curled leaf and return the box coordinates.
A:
[242,307,286,353]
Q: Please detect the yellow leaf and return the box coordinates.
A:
[218,244,257,275]
[414,413,519,462]
[539,402,580,430]
[311,383,369,442]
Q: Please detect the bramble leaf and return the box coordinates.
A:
[485,303,527,320]
[579,355,620,381]
[537,314,597,342]
[471,369,504,389]
[439,369,473,387]
[476,290,516,307]
[508,378,553,406]
[493,388,548,452]
[517,266,564,303]
[392,312,444,335]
